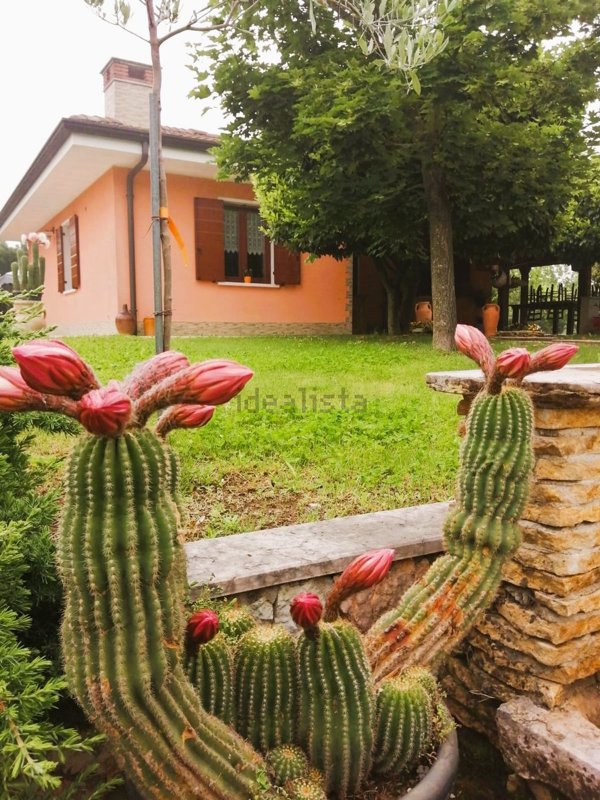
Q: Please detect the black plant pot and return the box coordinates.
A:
[398,729,459,800]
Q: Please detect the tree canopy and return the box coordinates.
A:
[197,0,599,344]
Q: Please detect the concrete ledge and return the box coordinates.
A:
[184,501,449,596]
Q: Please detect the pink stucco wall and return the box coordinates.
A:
[42,167,350,335]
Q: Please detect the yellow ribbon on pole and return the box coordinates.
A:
[159,206,190,269]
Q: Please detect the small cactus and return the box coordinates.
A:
[284,778,328,800]
[265,744,309,785]
[373,668,451,777]
[235,624,296,752]
[218,603,257,643]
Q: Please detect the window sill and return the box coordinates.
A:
[62,289,78,296]
[216,282,281,288]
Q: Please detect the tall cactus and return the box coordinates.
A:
[0,342,272,800]
[235,624,296,752]
[366,330,578,682]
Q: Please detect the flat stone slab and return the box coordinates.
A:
[495,595,600,645]
[535,581,600,617]
[497,697,600,799]
[514,542,600,577]
[520,519,600,552]
[503,560,600,596]
[426,364,600,409]
[534,428,600,457]
[184,501,448,596]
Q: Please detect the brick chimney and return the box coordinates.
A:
[101,57,153,128]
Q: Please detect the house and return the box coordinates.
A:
[0,58,354,336]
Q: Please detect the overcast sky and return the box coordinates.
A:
[0,0,225,211]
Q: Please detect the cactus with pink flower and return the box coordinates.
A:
[0,329,579,799]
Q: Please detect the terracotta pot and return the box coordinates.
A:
[143,316,155,337]
[115,304,136,335]
[482,303,500,337]
[244,275,252,284]
[415,301,433,323]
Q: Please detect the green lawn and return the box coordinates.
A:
[36,335,600,538]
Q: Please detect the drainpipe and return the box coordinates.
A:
[126,140,149,333]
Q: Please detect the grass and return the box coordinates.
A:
[34,334,600,538]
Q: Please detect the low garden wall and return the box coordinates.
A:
[185,502,447,631]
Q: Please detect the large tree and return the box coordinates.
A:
[198,0,599,347]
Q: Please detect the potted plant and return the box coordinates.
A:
[11,232,48,332]
[0,331,578,799]
[244,267,253,283]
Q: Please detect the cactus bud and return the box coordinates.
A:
[186,609,219,654]
[78,382,132,437]
[528,342,578,374]
[290,593,323,632]
[454,325,495,376]
[495,347,531,379]
[155,403,215,438]
[324,549,394,621]
[123,350,190,400]
[12,339,99,399]
[135,359,253,423]
[0,366,44,411]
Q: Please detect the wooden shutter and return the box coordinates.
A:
[194,198,225,281]
[56,225,65,293]
[273,244,301,285]
[69,215,81,290]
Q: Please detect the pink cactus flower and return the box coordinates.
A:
[528,343,578,374]
[324,548,394,621]
[124,351,190,400]
[78,382,132,437]
[135,358,253,423]
[454,325,495,376]
[155,404,215,437]
[12,340,99,399]
[290,593,323,631]
[0,366,44,411]
[495,347,531,379]
[186,609,219,648]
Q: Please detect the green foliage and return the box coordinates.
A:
[0,241,19,280]
[0,293,116,798]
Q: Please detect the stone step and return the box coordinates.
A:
[465,644,587,708]
[468,629,591,685]
[503,560,600,596]
[476,613,600,672]
[495,596,600,645]
[520,519,600,552]
[534,453,600,481]
[534,581,600,616]
[534,428,600,457]
[514,542,600,577]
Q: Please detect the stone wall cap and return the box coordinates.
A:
[426,364,600,405]
[185,501,448,596]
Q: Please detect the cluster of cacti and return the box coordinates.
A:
[11,241,46,293]
[0,328,578,799]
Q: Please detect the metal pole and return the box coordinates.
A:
[149,92,164,353]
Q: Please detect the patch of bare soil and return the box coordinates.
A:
[183,470,304,539]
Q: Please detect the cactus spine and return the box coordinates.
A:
[296,621,375,798]
[58,429,267,800]
[235,624,296,752]
[367,387,533,682]
[185,632,235,725]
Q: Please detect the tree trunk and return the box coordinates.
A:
[422,163,456,351]
[147,2,172,352]
[374,258,401,335]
